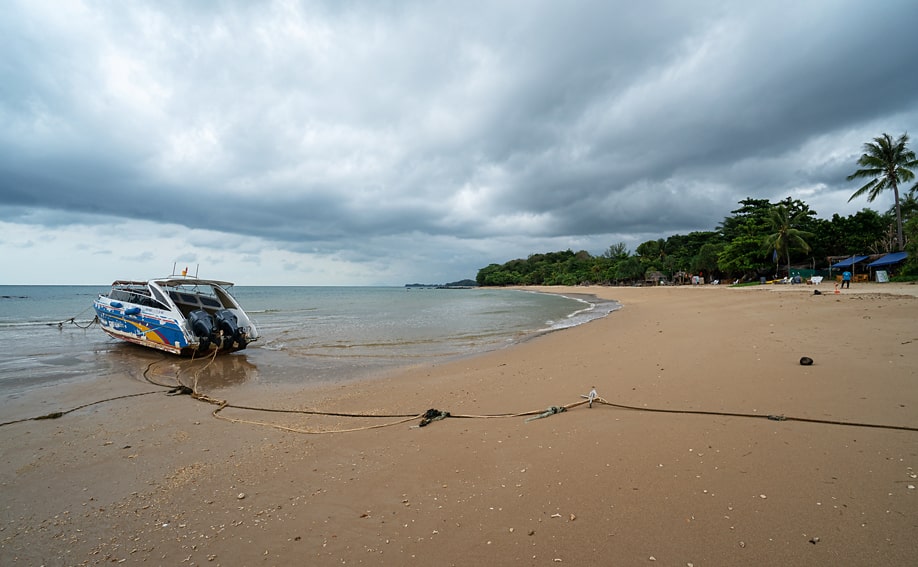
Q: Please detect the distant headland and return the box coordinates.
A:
[404,279,478,289]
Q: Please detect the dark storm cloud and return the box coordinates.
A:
[2,0,917,284]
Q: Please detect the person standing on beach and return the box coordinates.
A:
[841,270,852,288]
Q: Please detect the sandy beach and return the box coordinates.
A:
[2,282,917,566]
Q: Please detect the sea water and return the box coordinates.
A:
[0,286,619,395]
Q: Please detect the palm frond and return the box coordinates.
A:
[847,132,916,250]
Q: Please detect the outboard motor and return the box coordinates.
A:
[214,309,245,349]
[188,309,216,351]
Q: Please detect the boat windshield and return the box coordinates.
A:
[212,286,238,308]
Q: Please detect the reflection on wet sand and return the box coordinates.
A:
[103,344,260,392]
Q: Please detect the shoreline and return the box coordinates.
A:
[2,282,917,565]
[0,286,603,400]
[0,287,615,408]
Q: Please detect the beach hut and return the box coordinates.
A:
[866,251,909,281]
[645,271,667,286]
[829,255,871,283]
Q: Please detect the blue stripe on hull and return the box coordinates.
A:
[93,303,191,352]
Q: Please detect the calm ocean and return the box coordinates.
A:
[0,286,619,395]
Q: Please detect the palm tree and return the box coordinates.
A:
[847,133,918,251]
[763,204,813,278]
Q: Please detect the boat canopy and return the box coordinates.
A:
[154,278,235,288]
[109,278,235,289]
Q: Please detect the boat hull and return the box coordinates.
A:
[94,300,195,355]
[93,277,258,356]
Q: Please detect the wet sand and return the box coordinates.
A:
[2,282,917,565]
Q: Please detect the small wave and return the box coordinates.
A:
[542,294,621,332]
[248,307,319,314]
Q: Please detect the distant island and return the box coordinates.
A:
[404,279,478,289]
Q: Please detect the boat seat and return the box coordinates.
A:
[169,291,201,307]
[167,290,223,311]
[200,296,222,308]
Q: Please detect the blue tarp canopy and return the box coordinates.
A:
[866,251,908,268]
[830,255,870,269]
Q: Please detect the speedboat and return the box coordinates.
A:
[93,275,259,355]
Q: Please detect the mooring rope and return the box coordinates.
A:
[142,355,183,389]
[4,360,917,434]
[201,396,427,435]
[591,397,918,433]
[50,307,98,329]
[0,390,163,427]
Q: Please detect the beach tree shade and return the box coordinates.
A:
[847,132,918,251]
[763,204,813,278]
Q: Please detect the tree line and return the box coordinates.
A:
[477,132,918,286]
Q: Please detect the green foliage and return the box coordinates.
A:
[817,209,890,255]
[847,132,918,251]
[694,242,724,275]
[897,189,918,225]
[476,194,905,286]
[635,239,664,260]
[762,204,814,276]
[718,198,773,241]
[717,235,765,275]
[902,216,918,276]
[476,250,602,286]
[601,242,629,260]
[615,257,644,282]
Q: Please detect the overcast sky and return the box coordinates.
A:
[2,1,917,285]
